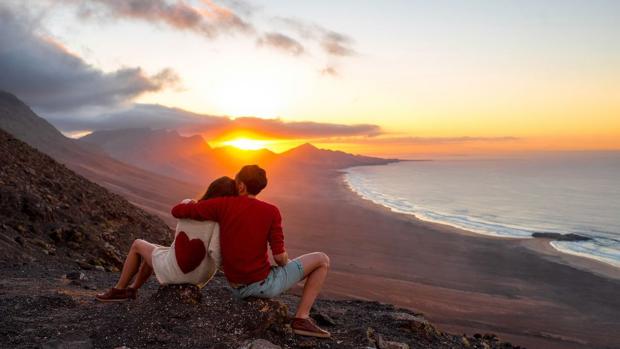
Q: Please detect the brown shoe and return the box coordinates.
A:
[126,287,138,300]
[292,317,331,338]
[95,288,134,302]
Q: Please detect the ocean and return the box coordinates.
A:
[344,152,620,268]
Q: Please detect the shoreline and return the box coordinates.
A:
[266,169,620,349]
[522,238,620,280]
[341,169,620,278]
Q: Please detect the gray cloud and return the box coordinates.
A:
[49,103,520,149]
[48,103,382,139]
[273,16,356,76]
[215,0,259,18]
[65,0,253,38]
[274,17,356,57]
[381,136,520,144]
[35,1,356,74]
[225,116,380,138]
[257,32,305,56]
[321,31,356,57]
[320,66,338,77]
[315,136,521,145]
[72,2,356,59]
[50,104,517,146]
[0,0,358,117]
[49,104,223,132]
[272,17,319,39]
[0,4,180,113]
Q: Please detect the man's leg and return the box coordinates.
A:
[115,239,156,289]
[294,252,330,319]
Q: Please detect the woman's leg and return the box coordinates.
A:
[129,260,154,289]
[114,239,156,289]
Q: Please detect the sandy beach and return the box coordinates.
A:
[261,168,620,349]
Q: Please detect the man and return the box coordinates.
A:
[171,165,331,338]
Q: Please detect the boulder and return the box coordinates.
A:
[531,232,591,241]
[408,316,441,340]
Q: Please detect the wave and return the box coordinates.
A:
[343,171,533,238]
[344,170,620,269]
[550,239,620,268]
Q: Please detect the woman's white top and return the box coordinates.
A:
[151,219,221,288]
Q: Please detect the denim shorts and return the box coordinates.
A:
[230,259,304,299]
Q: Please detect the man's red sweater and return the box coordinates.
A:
[171,196,285,284]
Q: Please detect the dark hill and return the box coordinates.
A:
[0,91,75,153]
[0,128,171,270]
[0,91,200,224]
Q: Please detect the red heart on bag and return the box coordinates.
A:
[174,231,206,274]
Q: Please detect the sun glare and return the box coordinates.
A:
[211,74,290,117]
[223,138,270,151]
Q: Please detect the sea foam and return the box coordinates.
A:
[343,154,620,268]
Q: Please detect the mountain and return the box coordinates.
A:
[82,127,285,183]
[211,145,279,172]
[0,90,397,218]
[0,128,171,270]
[279,142,397,168]
[81,128,211,159]
[80,128,272,183]
[81,128,221,183]
[0,91,199,224]
[80,129,399,186]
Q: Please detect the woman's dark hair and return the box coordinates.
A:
[200,176,238,200]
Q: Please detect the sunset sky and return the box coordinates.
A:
[1,0,619,157]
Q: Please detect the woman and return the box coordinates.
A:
[96,176,238,302]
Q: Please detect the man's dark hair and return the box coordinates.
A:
[235,165,267,195]
[201,176,239,200]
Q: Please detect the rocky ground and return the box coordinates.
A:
[0,263,521,349]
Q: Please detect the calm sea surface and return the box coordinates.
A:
[344,152,620,268]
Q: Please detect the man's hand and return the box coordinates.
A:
[273,252,289,266]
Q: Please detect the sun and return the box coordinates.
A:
[222,138,270,151]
